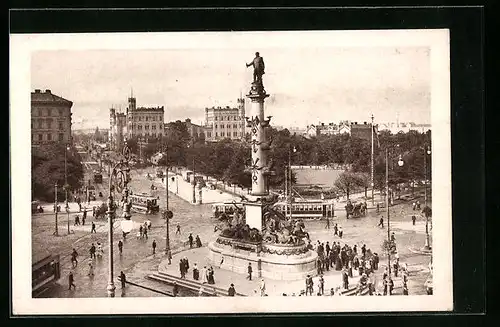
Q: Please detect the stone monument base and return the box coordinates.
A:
[208,237,318,281]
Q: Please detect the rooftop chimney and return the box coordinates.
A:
[45,89,51,93]
[34,89,41,93]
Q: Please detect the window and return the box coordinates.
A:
[215,116,218,121]
[47,119,52,129]
[207,132,211,138]
[58,133,64,141]
[233,132,237,137]
[58,121,63,130]
[215,124,218,129]
[233,124,237,128]
[145,117,149,121]
[138,125,142,130]
[38,120,43,129]
[145,125,149,130]
[38,134,43,141]
[47,133,52,141]
[59,109,63,116]
[215,132,218,137]
[221,124,224,128]
[152,125,156,130]
[47,109,52,116]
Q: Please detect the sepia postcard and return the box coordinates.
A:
[10,29,452,315]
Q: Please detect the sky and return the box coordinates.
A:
[31,38,431,130]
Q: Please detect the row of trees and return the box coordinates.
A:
[123,120,431,196]
[32,144,85,202]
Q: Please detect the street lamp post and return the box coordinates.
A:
[371,113,375,206]
[192,158,196,204]
[54,183,59,236]
[424,146,432,250]
[386,148,404,275]
[65,145,70,234]
[106,143,132,298]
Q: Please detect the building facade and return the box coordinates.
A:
[109,94,164,151]
[203,97,246,142]
[31,89,73,146]
[378,122,431,134]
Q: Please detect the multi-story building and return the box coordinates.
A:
[31,89,73,146]
[378,122,431,134]
[350,121,374,141]
[109,94,164,151]
[203,96,246,142]
[126,95,164,140]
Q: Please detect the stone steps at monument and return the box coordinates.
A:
[146,272,246,297]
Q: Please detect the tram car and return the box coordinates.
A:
[212,202,244,220]
[130,193,160,214]
[32,251,60,297]
[271,200,335,220]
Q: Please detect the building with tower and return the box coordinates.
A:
[31,89,73,147]
[202,95,246,142]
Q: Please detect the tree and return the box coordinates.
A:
[334,171,364,200]
[32,144,84,202]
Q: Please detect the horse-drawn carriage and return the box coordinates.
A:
[345,201,367,218]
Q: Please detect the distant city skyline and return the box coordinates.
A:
[31,32,431,130]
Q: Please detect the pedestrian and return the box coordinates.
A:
[68,271,76,290]
[143,227,148,239]
[193,263,199,280]
[319,274,325,295]
[416,200,421,210]
[376,203,380,213]
[259,278,266,296]
[220,255,224,267]
[120,271,126,288]
[91,222,96,233]
[82,210,87,225]
[90,243,96,259]
[188,233,193,248]
[391,232,396,243]
[403,281,409,295]
[176,223,181,235]
[139,225,143,239]
[388,277,394,295]
[200,266,208,284]
[88,261,94,277]
[393,258,400,277]
[361,244,367,258]
[306,275,314,296]
[92,206,96,218]
[179,259,185,279]
[316,257,323,275]
[228,283,236,296]
[152,240,157,254]
[333,224,338,236]
[247,262,253,280]
[378,217,384,228]
[74,215,80,226]
[342,269,349,290]
[96,242,103,259]
[70,248,78,268]
[118,240,123,255]
[338,226,343,238]
[172,282,179,297]
[383,277,388,295]
[412,215,416,225]
[167,249,172,265]
[195,235,202,248]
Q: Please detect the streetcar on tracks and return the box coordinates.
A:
[130,193,160,214]
[32,250,61,297]
[271,199,335,220]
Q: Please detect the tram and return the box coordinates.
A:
[212,202,244,220]
[32,251,60,297]
[130,193,160,214]
[272,200,335,220]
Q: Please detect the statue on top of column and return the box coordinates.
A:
[246,52,265,86]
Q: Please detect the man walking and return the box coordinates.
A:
[90,243,96,260]
[319,274,325,296]
[120,271,126,289]
[188,233,194,248]
[70,248,78,268]
[152,240,157,255]
[338,226,343,239]
[91,222,96,233]
[228,283,236,296]
[176,223,181,235]
[82,209,87,225]
[378,217,384,228]
[412,215,416,226]
[118,240,123,255]
[247,262,253,280]
[68,271,76,290]
[333,223,338,236]
[259,278,266,296]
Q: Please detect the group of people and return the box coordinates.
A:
[188,233,203,248]
[136,221,152,240]
[180,258,216,285]
[74,209,88,226]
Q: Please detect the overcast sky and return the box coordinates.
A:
[31,42,430,130]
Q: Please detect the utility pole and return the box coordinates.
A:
[164,148,171,260]
[371,113,375,206]
[65,145,70,234]
[54,183,59,236]
[192,158,196,204]
[386,148,391,274]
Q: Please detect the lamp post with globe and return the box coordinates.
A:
[423,145,432,250]
[386,148,404,274]
[106,142,133,298]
